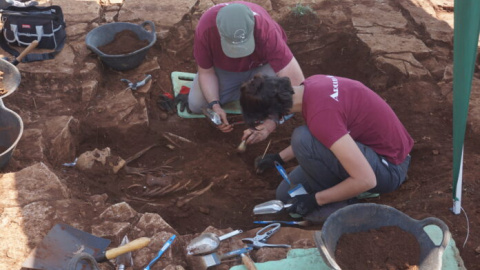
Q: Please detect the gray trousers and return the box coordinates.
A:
[277,126,411,202]
[188,64,276,113]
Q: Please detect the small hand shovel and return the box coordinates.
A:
[187,229,243,255]
[253,200,292,215]
[274,161,308,197]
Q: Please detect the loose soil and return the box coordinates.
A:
[98,30,150,55]
[335,226,421,270]
[4,2,480,270]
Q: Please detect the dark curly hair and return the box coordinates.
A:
[240,74,294,128]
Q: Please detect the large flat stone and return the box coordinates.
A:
[0,162,69,207]
[119,0,197,30]
[351,1,408,34]
[357,33,431,56]
[52,0,101,23]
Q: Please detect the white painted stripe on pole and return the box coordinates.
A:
[452,147,464,215]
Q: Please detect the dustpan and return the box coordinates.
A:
[22,223,111,270]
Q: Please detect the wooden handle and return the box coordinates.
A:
[15,40,39,63]
[241,253,257,270]
[105,237,151,260]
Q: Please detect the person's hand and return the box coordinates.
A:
[212,104,233,133]
[174,86,192,113]
[254,153,284,174]
[287,194,318,216]
[242,119,276,144]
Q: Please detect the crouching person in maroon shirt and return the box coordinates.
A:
[239,74,413,224]
[183,1,304,134]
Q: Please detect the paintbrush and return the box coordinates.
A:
[237,133,253,153]
[254,220,311,227]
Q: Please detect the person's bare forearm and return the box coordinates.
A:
[277,57,304,86]
[198,66,220,103]
[314,177,372,205]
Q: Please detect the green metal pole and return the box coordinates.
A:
[452,0,480,214]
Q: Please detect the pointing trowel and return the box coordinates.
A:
[116,235,134,270]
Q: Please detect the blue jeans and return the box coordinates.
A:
[276,126,411,202]
[188,64,276,113]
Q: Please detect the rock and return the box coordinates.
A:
[89,193,109,209]
[81,80,99,102]
[53,0,101,23]
[91,221,131,244]
[18,44,76,77]
[99,202,139,222]
[398,0,453,44]
[133,213,178,238]
[88,89,149,132]
[119,0,197,30]
[134,231,179,269]
[43,115,80,165]
[0,162,69,207]
[164,265,186,270]
[375,53,431,80]
[14,128,45,163]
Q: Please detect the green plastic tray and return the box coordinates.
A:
[171,71,242,119]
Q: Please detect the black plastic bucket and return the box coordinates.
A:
[85,21,156,71]
[314,203,451,270]
[0,99,23,169]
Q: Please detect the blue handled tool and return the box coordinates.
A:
[274,161,308,197]
[121,74,152,91]
[144,234,176,270]
[254,220,310,226]
[274,161,291,185]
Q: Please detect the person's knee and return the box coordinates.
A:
[187,97,203,114]
[276,181,291,203]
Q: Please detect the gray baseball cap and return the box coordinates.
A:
[216,3,255,58]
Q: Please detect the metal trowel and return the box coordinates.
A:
[187,229,243,255]
[253,200,293,215]
[202,107,222,126]
[115,235,134,270]
[274,161,308,197]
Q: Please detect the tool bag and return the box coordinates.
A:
[0,5,66,62]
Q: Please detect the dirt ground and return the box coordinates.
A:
[4,1,480,270]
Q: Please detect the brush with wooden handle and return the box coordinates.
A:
[241,253,257,270]
[237,133,254,153]
[237,139,247,153]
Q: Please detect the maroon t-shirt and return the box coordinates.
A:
[302,75,413,165]
[194,1,293,72]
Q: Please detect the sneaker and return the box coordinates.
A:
[289,212,303,219]
[356,192,380,199]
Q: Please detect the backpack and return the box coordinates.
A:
[0,5,66,62]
